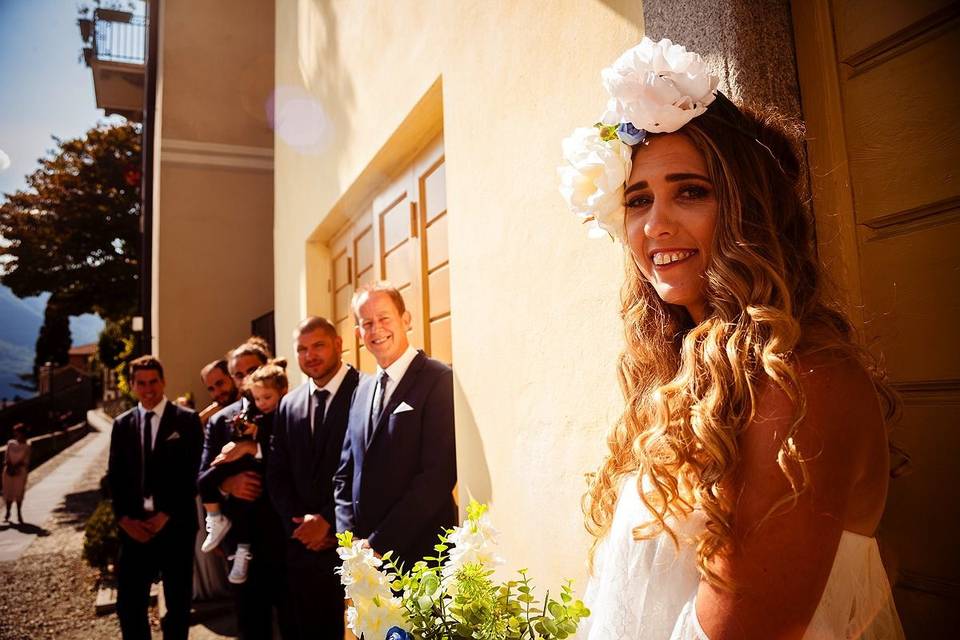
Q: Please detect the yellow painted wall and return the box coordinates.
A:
[154,0,275,404]
[274,0,644,589]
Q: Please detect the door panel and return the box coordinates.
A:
[795,1,960,634]
[842,26,960,223]
[859,218,960,382]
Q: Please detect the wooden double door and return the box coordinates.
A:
[794,1,960,635]
[329,137,451,373]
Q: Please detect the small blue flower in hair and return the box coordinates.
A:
[616,122,646,146]
[385,627,412,640]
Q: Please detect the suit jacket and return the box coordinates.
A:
[107,401,202,532]
[268,366,360,537]
[334,351,457,566]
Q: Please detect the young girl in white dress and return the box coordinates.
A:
[559,37,906,639]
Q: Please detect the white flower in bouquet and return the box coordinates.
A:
[336,538,393,602]
[347,594,405,640]
[558,126,632,241]
[601,36,719,134]
[443,505,504,582]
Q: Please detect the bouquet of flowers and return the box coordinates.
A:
[336,501,590,640]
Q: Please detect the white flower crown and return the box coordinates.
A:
[558,37,720,241]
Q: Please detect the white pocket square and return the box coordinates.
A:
[165,432,181,442]
[393,401,414,414]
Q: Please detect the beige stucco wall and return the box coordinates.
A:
[274,0,646,589]
[153,0,275,404]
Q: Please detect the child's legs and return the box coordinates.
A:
[228,499,255,546]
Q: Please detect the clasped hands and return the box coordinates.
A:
[291,513,338,551]
[118,512,170,543]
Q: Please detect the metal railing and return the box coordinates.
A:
[91,10,146,65]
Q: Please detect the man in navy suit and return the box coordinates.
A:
[269,316,360,639]
[107,356,202,640]
[198,340,294,639]
[334,283,458,569]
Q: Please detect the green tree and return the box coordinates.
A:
[34,293,72,370]
[0,123,141,321]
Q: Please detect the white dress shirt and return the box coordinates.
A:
[375,346,419,410]
[137,396,167,511]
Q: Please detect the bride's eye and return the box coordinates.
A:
[626,194,653,209]
[677,185,710,200]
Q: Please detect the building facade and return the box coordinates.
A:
[150,0,276,402]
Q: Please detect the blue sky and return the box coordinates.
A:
[0,0,145,384]
[0,0,127,197]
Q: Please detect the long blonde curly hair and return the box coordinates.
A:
[583,95,901,588]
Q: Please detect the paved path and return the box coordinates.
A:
[0,411,112,562]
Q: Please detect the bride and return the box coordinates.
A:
[560,38,905,639]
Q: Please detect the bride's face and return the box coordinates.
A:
[624,133,718,323]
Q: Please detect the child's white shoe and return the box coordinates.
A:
[228,545,252,584]
[201,513,232,553]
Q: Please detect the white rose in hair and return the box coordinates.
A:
[601,37,719,133]
[558,126,632,241]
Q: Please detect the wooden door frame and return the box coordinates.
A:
[791,0,865,326]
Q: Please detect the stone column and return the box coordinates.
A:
[642,0,802,119]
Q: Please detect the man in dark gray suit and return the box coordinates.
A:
[108,356,202,640]
[334,283,457,569]
[269,317,360,639]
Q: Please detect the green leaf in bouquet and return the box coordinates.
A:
[336,530,354,547]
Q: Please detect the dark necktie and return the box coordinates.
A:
[142,411,154,499]
[366,371,389,447]
[313,389,330,435]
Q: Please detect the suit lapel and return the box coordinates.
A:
[365,351,425,452]
[356,375,376,454]
[297,385,314,459]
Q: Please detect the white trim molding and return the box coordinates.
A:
[161,138,274,171]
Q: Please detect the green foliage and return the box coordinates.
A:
[83,499,119,574]
[0,123,141,321]
[96,315,138,400]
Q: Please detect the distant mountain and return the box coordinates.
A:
[0,285,44,347]
[0,285,106,400]
[0,339,33,401]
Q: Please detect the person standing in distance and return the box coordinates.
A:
[334,282,457,569]
[107,356,202,640]
[269,317,360,639]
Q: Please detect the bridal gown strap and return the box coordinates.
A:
[579,476,905,640]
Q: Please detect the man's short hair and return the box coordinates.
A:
[293,316,338,341]
[350,281,406,323]
[245,336,272,358]
[200,358,229,382]
[129,355,164,380]
[230,341,269,365]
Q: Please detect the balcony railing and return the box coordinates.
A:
[80,9,146,67]
[78,8,147,121]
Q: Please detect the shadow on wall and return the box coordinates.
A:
[453,371,491,520]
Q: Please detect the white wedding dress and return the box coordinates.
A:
[579,476,905,639]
